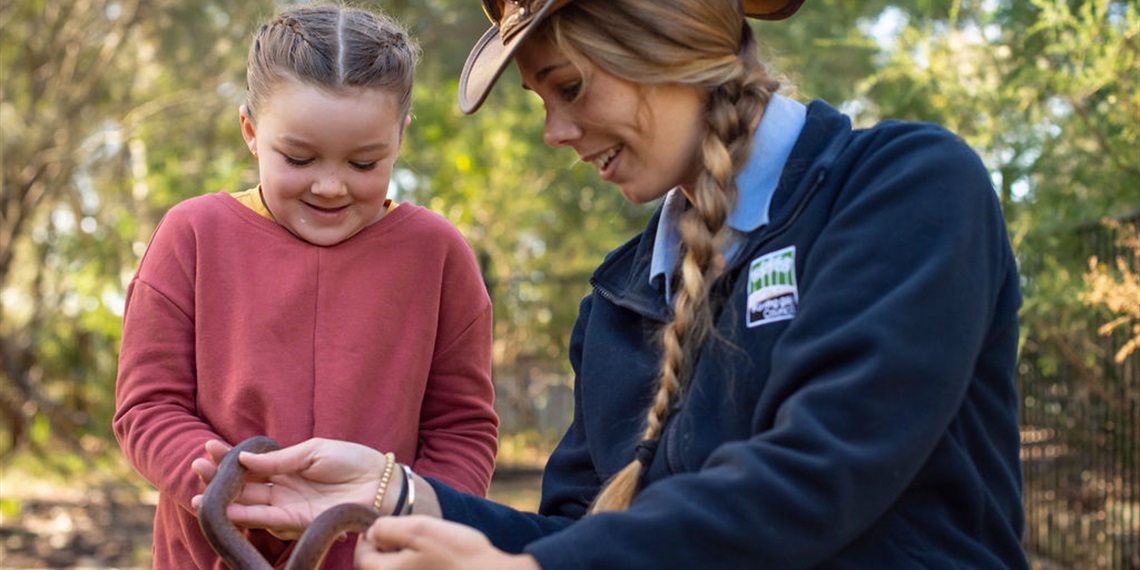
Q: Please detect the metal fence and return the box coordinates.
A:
[1019,213,1140,569]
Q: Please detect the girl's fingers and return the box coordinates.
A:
[203,439,232,463]
[191,457,218,484]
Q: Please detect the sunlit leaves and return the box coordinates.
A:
[3,0,1134,451]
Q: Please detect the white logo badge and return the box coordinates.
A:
[747,246,798,328]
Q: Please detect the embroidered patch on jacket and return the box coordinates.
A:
[747,246,798,328]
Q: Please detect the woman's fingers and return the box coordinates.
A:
[355,518,429,569]
[357,517,497,563]
[364,516,441,552]
[191,450,276,513]
[236,437,328,478]
[355,517,535,570]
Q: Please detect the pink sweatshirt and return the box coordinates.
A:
[114,192,498,569]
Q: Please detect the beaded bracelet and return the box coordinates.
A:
[373,452,396,512]
[400,463,416,515]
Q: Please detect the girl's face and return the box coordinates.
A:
[515,35,706,204]
[240,79,409,246]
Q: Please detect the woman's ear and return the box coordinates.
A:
[239,104,257,157]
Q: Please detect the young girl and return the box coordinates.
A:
[195,1,1029,568]
[113,5,498,569]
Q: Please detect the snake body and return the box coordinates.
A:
[199,436,383,570]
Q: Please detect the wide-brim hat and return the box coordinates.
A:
[458,0,805,114]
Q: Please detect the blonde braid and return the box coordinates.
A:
[589,22,774,514]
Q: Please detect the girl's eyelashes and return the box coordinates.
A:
[283,155,314,167]
[282,154,378,171]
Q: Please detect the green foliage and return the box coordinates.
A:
[1,3,1133,565]
[0,0,273,457]
[2,0,1134,458]
[750,0,891,104]
[0,494,23,521]
[497,429,564,468]
[844,0,1137,375]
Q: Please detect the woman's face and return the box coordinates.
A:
[240,78,408,246]
[515,35,706,205]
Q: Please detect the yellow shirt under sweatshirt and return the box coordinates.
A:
[230,186,397,220]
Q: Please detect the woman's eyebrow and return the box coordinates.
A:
[521,61,571,90]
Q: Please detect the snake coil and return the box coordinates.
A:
[199,436,382,570]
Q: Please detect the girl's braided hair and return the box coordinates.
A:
[245,3,420,123]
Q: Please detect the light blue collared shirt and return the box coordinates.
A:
[650,94,807,301]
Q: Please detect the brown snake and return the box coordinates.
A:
[199,436,383,570]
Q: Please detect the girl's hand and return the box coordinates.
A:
[355,516,541,570]
[191,437,385,539]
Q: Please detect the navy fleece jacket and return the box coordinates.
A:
[429,100,1027,569]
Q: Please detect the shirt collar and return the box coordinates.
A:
[650,94,807,290]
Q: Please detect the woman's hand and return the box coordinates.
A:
[191,437,385,539]
[355,516,541,570]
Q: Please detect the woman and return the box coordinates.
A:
[195,1,1029,568]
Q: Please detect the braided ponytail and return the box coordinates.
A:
[564,6,776,514]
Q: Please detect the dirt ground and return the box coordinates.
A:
[0,468,543,569]
[0,482,155,569]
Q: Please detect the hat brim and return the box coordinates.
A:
[459,0,566,115]
[458,0,806,114]
[743,0,805,20]
[458,26,509,115]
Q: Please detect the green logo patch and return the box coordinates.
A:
[747,246,798,327]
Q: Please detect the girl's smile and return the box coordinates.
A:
[240,79,409,246]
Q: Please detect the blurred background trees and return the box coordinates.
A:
[1,0,1137,566]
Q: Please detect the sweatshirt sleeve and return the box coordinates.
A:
[524,125,1018,569]
[430,294,598,550]
[112,209,220,509]
[410,224,500,496]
